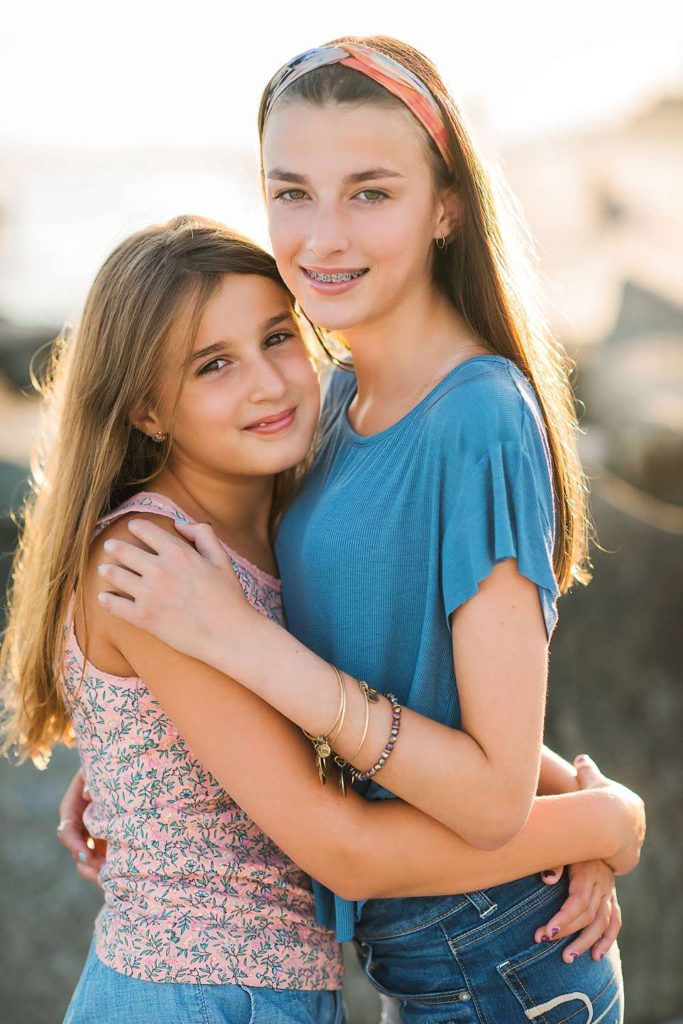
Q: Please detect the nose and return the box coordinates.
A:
[246,352,288,404]
[305,201,350,259]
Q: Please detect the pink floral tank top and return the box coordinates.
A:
[62,492,342,988]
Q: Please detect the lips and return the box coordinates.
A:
[243,407,297,434]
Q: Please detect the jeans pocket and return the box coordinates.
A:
[497,940,623,1024]
[357,940,475,1024]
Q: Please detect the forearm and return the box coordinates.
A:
[144,660,626,902]
[359,788,627,900]
[203,610,540,847]
[538,745,579,796]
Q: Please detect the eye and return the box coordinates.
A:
[355,189,388,204]
[273,189,309,203]
[197,357,229,376]
[265,330,295,348]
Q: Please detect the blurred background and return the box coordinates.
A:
[1,2,682,1022]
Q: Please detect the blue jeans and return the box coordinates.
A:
[355,872,623,1023]
[63,936,345,1024]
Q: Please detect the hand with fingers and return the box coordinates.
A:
[57,766,107,886]
[573,753,646,877]
[97,518,253,661]
[534,752,643,964]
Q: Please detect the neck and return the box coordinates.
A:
[149,461,274,551]
[341,279,489,433]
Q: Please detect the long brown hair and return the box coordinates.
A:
[0,215,301,765]
[258,35,592,594]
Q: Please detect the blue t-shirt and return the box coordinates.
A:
[275,354,560,940]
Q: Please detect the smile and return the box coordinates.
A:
[303,268,368,283]
[243,407,297,435]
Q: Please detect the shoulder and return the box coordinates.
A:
[79,511,192,673]
[95,509,182,550]
[426,357,549,463]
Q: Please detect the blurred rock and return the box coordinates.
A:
[0,317,57,390]
[580,282,683,506]
[545,483,683,1024]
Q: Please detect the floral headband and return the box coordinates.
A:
[262,42,455,174]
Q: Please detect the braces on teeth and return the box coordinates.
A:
[307,269,365,283]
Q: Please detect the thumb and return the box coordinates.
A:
[574,753,605,791]
[175,521,232,570]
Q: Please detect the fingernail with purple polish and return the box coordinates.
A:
[568,951,578,962]
[540,934,550,943]
[551,928,559,937]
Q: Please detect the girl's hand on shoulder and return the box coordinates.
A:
[534,859,621,963]
[97,518,256,662]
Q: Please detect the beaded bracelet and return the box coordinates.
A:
[348,693,402,783]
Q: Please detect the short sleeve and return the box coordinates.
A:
[441,437,560,639]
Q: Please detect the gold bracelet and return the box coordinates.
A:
[327,667,347,748]
[334,679,381,796]
[304,663,346,785]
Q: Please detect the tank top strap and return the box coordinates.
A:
[93,491,195,539]
[93,490,282,595]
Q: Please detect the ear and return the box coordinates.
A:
[434,188,463,243]
[129,404,164,438]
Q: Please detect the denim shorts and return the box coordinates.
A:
[63,935,345,1024]
[354,872,623,1024]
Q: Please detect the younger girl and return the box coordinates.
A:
[3,215,642,1024]
[90,38,645,1023]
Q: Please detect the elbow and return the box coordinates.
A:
[458,797,533,852]
[306,822,381,903]
[312,851,373,903]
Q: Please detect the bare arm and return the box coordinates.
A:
[538,745,580,794]
[100,521,554,849]
[95,516,643,903]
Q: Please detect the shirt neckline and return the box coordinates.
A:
[341,354,511,446]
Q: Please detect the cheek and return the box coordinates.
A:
[376,205,434,258]
[287,352,321,411]
[175,386,240,440]
[267,207,299,264]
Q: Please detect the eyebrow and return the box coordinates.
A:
[267,167,405,184]
[189,311,295,363]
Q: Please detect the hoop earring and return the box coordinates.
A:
[436,235,448,251]
[152,430,168,442]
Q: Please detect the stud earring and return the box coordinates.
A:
[152,430,168,442]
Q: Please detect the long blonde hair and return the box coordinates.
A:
[1,215,299,765]
[258,35,592,593]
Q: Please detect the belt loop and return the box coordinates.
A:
[464,889,498,919]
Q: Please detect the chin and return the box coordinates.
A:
[300,300,368,334]
[255,438,313,476]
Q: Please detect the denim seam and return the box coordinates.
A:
[446,941,490,1024]
[194,981,211,1024]
[449,883,559,952]
[356,897,470,940]
[398,990,471,1005]
[237,983,256,1024]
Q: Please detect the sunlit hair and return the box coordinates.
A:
[258,34,592,594]
[0,215,305,766]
